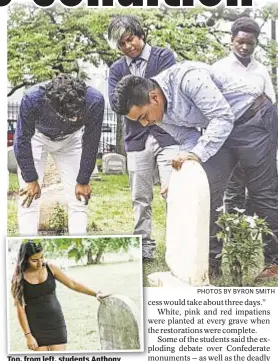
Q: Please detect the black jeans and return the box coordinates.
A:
[202,99,278,266]
[224,163,253,214]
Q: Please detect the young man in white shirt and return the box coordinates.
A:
[213,17,277,216]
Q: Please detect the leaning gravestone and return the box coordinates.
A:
[39,155,67,231]
[98,294,141,350]
[42,154,61,187]
[102,153,126,174]
[39,184,67,231]
[148,161,210,287]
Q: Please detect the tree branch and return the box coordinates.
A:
[7,82,29,97]
[45,10,58,25]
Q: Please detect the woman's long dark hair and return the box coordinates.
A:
[11,240,43,306]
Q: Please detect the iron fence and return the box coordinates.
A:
[7,102,118,156]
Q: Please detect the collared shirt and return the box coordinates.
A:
[153,61,263,162]
[14,83,104,185]
[109,45,177,151]
[213,52,276,104]
[126,43,152,77]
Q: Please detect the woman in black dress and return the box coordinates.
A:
[11,240,107,352]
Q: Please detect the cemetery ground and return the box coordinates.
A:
[8,260,141,352]
[7,173,278,287]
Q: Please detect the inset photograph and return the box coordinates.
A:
[7,236,143,353]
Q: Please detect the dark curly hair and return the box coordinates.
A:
[113,75,155,116]
[108,15,146,47]
[45,73,87,122]
[11,240,43,306]
[231,17,260,39]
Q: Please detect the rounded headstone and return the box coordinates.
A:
[102,153,126,174]
[166,161,210,286]
[98,294,141,350]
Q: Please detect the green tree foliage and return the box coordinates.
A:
[8,4,115,95]
[140,8,228,62]
[38,237,139,265]
[7,6,229,95]
[8,5,277,96]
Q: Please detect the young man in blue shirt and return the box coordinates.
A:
[14,73,104,236]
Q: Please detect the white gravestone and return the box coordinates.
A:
[148,161,210,287]
[102,153,126,174]
[166,161,210,285]
[98,294,142,351]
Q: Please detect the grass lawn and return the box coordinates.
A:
[7,173,278,287]
[8,173,168,286]
[8,260,141,353]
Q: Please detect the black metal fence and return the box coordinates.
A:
[7,102,117,156]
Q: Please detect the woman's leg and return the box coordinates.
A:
[49,344,66,351]
[34,346,49,352]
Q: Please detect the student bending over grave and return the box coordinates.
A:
[14,74,104,236]
[112,61,278,280]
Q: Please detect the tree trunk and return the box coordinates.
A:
[87,249,93,264]
[271,20,277,88]
[94,249,104,264]
[116,114,126,156]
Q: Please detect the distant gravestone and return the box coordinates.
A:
[148,161,210,287]
[7,147,17,174]
[102,153,126,174]
[91,163,101,180]
[98,294,141,350]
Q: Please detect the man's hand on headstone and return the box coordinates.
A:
[172,152,200,170]
[19,181,41,207]
[75,183,92,205]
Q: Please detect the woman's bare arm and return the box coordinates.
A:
[16,302,38,350]
[48,263,108,300]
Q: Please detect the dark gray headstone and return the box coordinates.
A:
[98,294,141,350]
